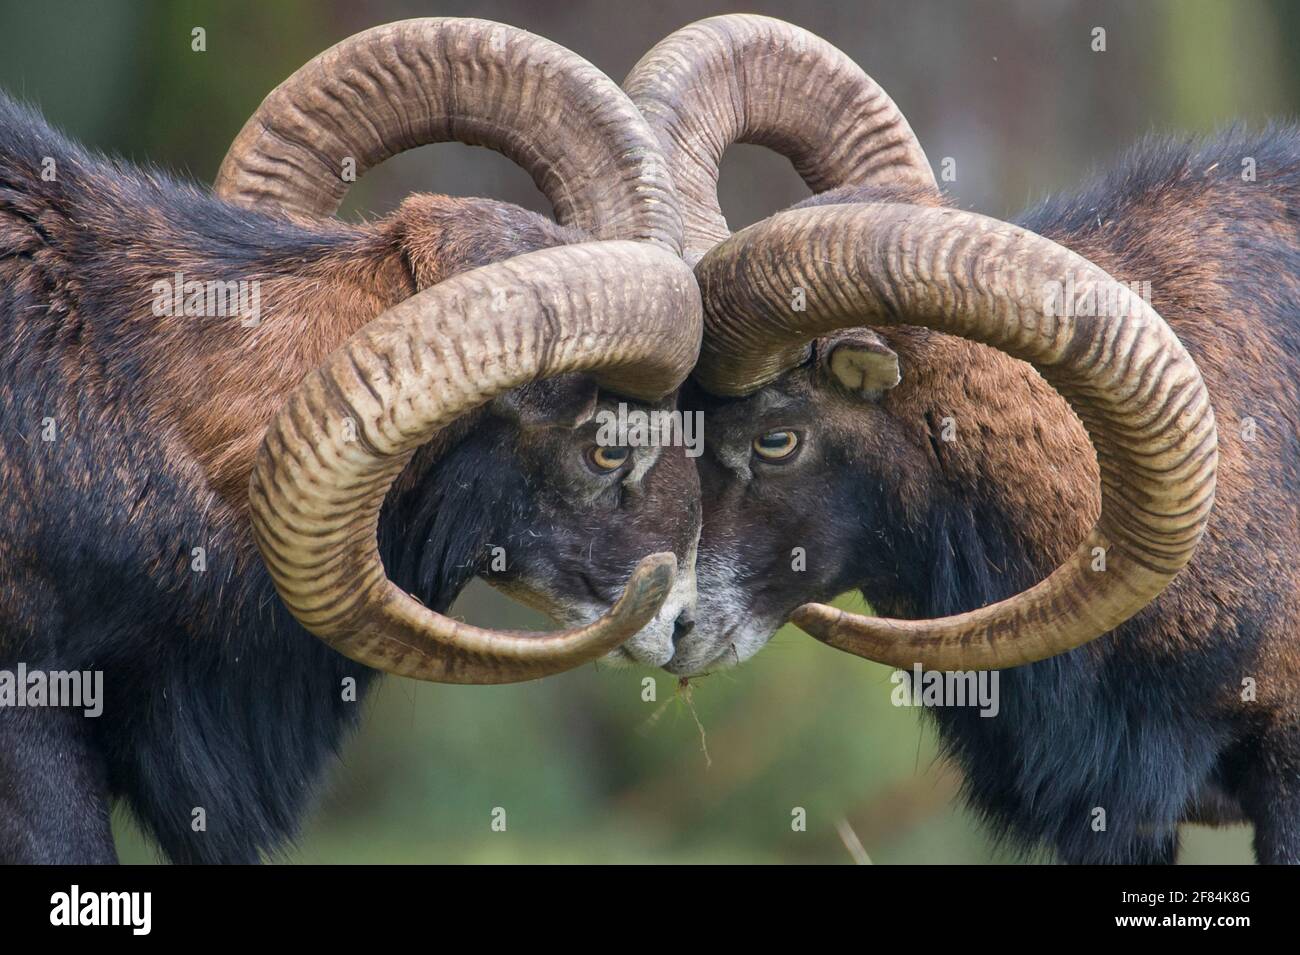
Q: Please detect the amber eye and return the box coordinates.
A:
[588,445,631,473]
[752,430,799,461]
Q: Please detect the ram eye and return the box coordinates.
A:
[752,430,800,461]
[587,445,631,473]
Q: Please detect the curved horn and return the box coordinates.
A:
[217,17,681,252]
[252,241,702,684]
[625,14,935,263]
[693,203,1217,670]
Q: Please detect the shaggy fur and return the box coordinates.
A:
[0,94,693,863]
[689,126,1300,863]
[841,129,1300,862]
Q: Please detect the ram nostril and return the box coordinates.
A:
[672,610,696,646]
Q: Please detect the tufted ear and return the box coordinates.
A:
[490,373,600,430]
[816,329,900,400]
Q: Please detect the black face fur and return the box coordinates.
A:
[384,379,701,669]
[671,355,901,674]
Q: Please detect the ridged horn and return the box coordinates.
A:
[693,203,1217,670]
[251,241,702,684]
[625,14,935,263]
[217,17,682,252]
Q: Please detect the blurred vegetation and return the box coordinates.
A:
[2,0,1288,862]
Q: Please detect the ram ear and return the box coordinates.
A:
[816,329,901,400]
[491,374,600,430]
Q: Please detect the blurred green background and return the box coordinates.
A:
[2,0,1291,863]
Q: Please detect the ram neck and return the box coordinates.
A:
[872,328,1099,619]
[0,97,419,518]
[137,220,417,510]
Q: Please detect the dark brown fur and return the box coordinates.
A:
[683,128,1300,863]
[0,94,699,863]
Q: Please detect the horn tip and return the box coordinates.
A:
[621,552,677,617]
[790,602,843,642]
